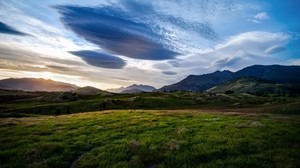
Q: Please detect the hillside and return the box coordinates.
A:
[207,76,300,96]
[74,86,111,95]
[0,78,79,91]
[121,88,144,93]
[159,65,300,92]
[107,84,156,93]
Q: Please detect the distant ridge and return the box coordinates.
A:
[107,84,156,93]
[207,76,300,95]
[0,78,79,92]
[121,88,144,93]
[159,65,300,92]
[234,65,300,84]
[74,86,111,95]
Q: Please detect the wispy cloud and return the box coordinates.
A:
[254,12,270,20]
[162,71,177,75]
[178,31,292,73]
[70,50,126,69]
[249,12,270,23]
[0,21,27,35]
[264,45,286,54]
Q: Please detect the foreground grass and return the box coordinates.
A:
[0,110,299,168]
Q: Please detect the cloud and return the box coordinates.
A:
[168,60,181,67]
[69,50,126,69]
[0,21,27,35]
[264,45,286,54]
[55,5,179,60]
[249,12,270,23]
[0,43,85,73]
[162,71,177,75]
[215,31,290,53]
[210,31,290,68]
[212,56,243,67]
[46,65,72,71]
[117,0,220,40]
[176,31,292,73]
[254,12,270,20]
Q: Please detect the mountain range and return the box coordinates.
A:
[159,65,300,92]
[107,84,156,93]
[0,78,79,92]
[0,65,299,94]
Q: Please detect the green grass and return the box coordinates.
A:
[2,92,300,116]
[0,110,299,168]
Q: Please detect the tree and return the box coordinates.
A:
[225,90,234,94]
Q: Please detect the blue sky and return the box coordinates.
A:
[0,0,299,89]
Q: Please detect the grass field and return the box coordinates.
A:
[1,91,300,116]
[1,109,299,168]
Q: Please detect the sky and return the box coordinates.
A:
[0,0,299,89]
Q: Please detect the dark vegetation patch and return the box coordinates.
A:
[1,90,299,117]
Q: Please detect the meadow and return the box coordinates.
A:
[1,91,300,116]
[0,91,300,167]
[0,109,299,168]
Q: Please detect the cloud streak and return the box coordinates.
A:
[70,50,126,69]
[249,12,270,24]
[0,21,27,35]
[162,71,177,75]
[264,45,286,54]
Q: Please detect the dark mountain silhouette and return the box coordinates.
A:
[0,78,79,92]
[159,70,234,92]
[207,76,300,95]
[159,65,300,92]
[234,65,300,84]
[107,84,156,93]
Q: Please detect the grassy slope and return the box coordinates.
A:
[2,92,300,116]
[0,110,299,168]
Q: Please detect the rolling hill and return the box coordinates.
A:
[74,86,112,95]
[207,76,300,96]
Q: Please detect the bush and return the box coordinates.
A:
[224,90,234,94]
